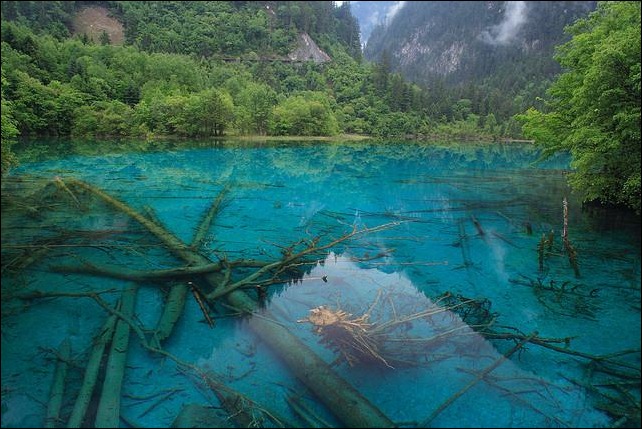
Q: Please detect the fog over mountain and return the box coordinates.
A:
[348,1,406,47]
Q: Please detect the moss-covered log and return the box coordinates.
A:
[94,286,138,427]
[152,282,188,346]
[67,313,118,428]
[191,185,228,250]
[50,261,225,281]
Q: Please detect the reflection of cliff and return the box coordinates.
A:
[271,253,610,427]
[288,33,331,64]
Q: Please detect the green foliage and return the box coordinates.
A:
[232,80,277,135]
[372,111,422,138]
[518,2,641,213]
[73,100,133,137]
[99,30,111,46]
[1,1,74,39]
[269,92,338,136]
[185,89,235,137]
[116,1,296,57]
[1,67,19,174]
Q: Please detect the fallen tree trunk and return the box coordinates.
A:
[67,312,118,428]
[191,185,228,250]
[50,259,266,282]
[45,338,71,428]
[95,285,138,427]
[246,307,393,427]
[50,261,224,281]
[152,282,188,346]
[285,390,332,428]
[66,178,395,428]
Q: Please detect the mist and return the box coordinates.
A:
[481,1,527,45]
[385,1,406,24]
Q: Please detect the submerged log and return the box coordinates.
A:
[53,176,82,209]
[152,282,188,346]
[67,313,119,428]
[286,391,332,428]
[95,285,138,428]
[45,338,71,428]
[51,259,266,282]
[246,305,393,427]
[191,185,228,250]
[538,234,546,271]
[51,260,226,281]
[561,198,580,277]
[66,178,395,428]
[171,404,234,428]
[471,214,485,236]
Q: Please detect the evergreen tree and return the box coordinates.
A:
[99,30,111,46]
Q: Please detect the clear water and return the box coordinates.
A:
[2,140,640,428]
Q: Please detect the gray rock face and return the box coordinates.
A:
[288,33,332,64]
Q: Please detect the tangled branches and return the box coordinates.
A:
[299,305,390,368]
[298,290,499,369]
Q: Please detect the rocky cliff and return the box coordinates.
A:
[288,32,332,63]
[364,1,596,87]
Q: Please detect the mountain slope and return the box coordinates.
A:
[366,1,595,84]
[364,1,596,119]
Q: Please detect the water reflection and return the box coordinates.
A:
[252,253,609,427]
[1,140,639,428]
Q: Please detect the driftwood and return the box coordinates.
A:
[149,185,229,345]
[53,176,82,209]
[298,291,497,369]
[246,309,394,427]
[50,259,266,281]
[4,175,638,428]
[205,223,397,302]
[27,287,288,428]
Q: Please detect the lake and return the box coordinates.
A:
[2,139,640,428]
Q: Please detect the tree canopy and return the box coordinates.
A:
[518,1,641,213]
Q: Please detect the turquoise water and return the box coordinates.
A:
[2,140,640,428]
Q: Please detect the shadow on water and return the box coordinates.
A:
[1,139,640,428]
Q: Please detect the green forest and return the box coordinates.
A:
[1,2,469,142]
[1,1,640,212]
